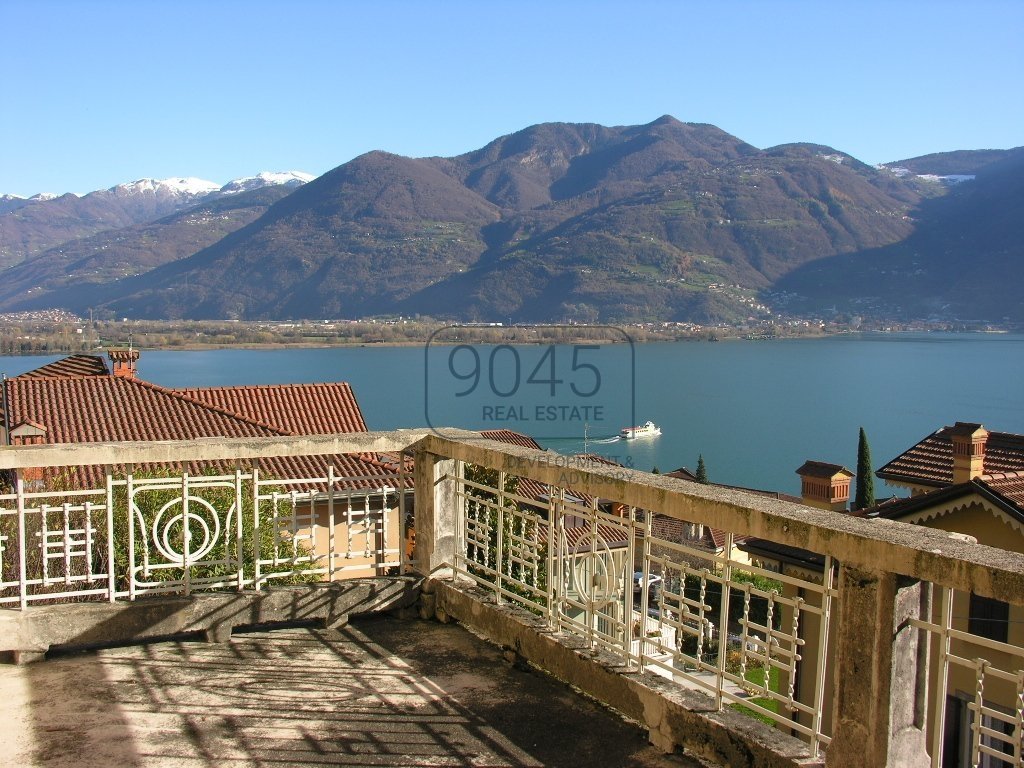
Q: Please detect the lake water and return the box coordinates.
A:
[4,333,1023,497]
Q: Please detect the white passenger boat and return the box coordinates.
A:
[619,421,662,440]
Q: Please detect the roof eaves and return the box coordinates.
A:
[866,480,1024,525]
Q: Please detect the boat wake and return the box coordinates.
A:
[591,436,621,444]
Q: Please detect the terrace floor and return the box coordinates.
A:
[0,614,707,767]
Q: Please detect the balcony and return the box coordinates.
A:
[1,430,1023,767]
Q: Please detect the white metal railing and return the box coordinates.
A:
[0,452,409,606]
[450,462,838,756]
[5,431,1024,767]
[912,587,1024,768]
[422,437,1024,764]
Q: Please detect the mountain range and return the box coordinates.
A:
[0,118,1019,323]
[0,172,312,270]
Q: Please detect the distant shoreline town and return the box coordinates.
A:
[0,310,1017,356]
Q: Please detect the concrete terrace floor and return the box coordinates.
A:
[0,615,708,768]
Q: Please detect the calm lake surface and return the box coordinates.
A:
[4,333,1023,497]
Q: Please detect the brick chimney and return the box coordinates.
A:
[108,348,140,379]
[797,460,854,512]
[950,422,988,484]
[9,422,46,484]
[10,421,46,446]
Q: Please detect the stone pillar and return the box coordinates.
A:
[889,578,930,764]
[411,449,462,580]
[827,566,930,767]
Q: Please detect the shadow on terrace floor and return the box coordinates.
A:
[1,615,706,767]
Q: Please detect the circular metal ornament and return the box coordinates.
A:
[151,495,221,562]
[568,530,621,607]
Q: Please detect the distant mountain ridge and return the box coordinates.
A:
[881,147,1024,177]
[1,118,1020,323]
[0,171,312,269]
[0,185,298,311]
[87,117,931,322]
[776,147,1024,322]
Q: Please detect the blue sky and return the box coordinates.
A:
[2,0,1021,197]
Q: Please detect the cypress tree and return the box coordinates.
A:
[696,454,709,484]
[855,427,875,510]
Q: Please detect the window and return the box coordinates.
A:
[945,694,1016,767]
[969,592,1009,643]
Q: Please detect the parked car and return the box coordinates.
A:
[632,571,663,599]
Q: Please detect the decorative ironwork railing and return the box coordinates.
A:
[3,431,1024,766]
[912,588,1024,767]
[419,437,1024,766]
[0,438,412,606]
[450,461,837,756]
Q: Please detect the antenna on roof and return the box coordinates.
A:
[128,331,133,354]
[583,422,589,455]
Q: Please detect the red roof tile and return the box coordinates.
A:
[3,374,397,493]
[666,467,699,482]
[796,460,854,479]
[647,514,748,552]
[176,383,368,435]
[573,453,622,466]
[16,354,109,379]
[479,429,544,450]
[980,471,1024,507]
[5,377,284,445]
[877,424,1024,488]
[537,521,630,551]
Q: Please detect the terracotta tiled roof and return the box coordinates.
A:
[461,452,629,550]
[16,354,109,379]
[176,383,368,435]
[876,424,1024,488]
[476,433,628,509]
[3,374,398,492]
[573,453,622,466]
[647,514,748,552]
[705,526,752,549]
[5,377,284,445]
[650,514,688,541]
[666,467,699,482]
[537,521,630,551]
[796,460,854,479]
[479,429,544,450]
[981,471,1024,508]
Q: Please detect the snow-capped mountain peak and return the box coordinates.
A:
[0,193,30,214]
[107,177,221,198]
[0,192,66,214]
[3,171,314,207]
[218,171,314,195]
